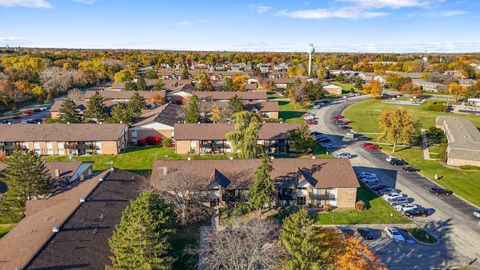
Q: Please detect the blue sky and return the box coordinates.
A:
[1,0,480,52]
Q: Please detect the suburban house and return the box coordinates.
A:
[129,103,185,143]
[83,90,166,102]
[173,123,299,154]
[193,91,268,102]
[458,79,477,87]
[436,116,480,166]
[271,77,296,89]
[50,99,120,119]
[322,84,343,95]
[0,170,144,270]
[0,124,128,156]
[412,79,447,92]
[231,63,247,72]
[150,158,359,208]
[258,63,270,73]
[243,101,280,119]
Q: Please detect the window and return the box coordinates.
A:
[46,142,53,155]
[190,140,196,151]
[58,142,65,155]
[33,142,41,155]
[95,142,102,154]
[297,196,306,206]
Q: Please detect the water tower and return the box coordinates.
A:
[307,43,315,77]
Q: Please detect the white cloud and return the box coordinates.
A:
[440,10,468,17]
[0,0,51,8]
[249,4,271,14]
[73,0,96,4]
[278,7,388,19]
[338,0,442,9]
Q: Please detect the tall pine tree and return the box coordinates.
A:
[127,92,147,118]
[109,103,132,124]
[280,209,331,270]
[248,155,275,212]
[107,191,174,270]
[185,94,200,123]
[228,95,244,114]
[86,91,107,122]
[58,98,82,123]
[226,111,263,158]
[0,147,51,222]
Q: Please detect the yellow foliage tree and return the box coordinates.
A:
[448,82,466,100]
[378,109,418,153]
[363,80,382,98]
[232,75,247,91]
[210,103,224,123]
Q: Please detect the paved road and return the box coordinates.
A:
[310,96,480,269]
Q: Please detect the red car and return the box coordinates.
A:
[22,110,33,116]
[305,120,318,125]
[363,143,380,150]
[332,114,344,121]
[336,119,349,125]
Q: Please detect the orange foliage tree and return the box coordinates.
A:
[363,80,383,98]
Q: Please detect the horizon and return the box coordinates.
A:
[1,0,480,53]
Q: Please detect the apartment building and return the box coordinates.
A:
[173,123,299,154]
[0,124,128,156]
[151,158,359,209]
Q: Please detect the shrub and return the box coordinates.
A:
[137,139,146,146]
[0,153,6,162]
[355,200,366,211]
[162,138,173,147]
[145,136,162,145]
[438,143,448,163]
[324,204,334,212]
[459,165,480,170]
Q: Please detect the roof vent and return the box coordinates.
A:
[67,122,70,125]
[80,197,85,203]
[270,156,274,160]
[52,227,59,233]
[229,157,234,160]
[99,177,104,182]
[187,157,192,161]
[312,156,316,159]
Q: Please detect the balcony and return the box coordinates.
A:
[64,143,93,150]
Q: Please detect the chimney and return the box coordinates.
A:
[162,167,168,176]
[54,169,60,178]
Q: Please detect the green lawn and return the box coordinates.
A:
[267,91,285,100]
[43,146,228,173]
[332,82,362,93]
[343,99,480,134]
[408,228,437,244]
[279,100,311,123]
[316,184,410,224]
[0,224,14,239]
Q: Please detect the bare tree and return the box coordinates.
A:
[199,218,284,270]
[68,88,84,101]
[155,168,210,225]
[40,66,74,99]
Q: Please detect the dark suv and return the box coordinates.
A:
[430,187,453,196]
[404,207,428,218]
[389,158,407,166]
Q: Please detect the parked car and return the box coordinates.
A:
[305,120,318,125]
[370,184,391,192]
[310,131,321,136]
[429,187,453,196]
[312,104,321,109]
[377,188,401,195]
[383,192,404,200]
[317,137,331,143]
[361,177,379,184]
[473,209,480,219]
[404,207,428,218]
[386,157,407,166]
[384,227,405,243]
[363,143,380,150]
[357,228,374,240]
[336,152,351,159]
[332,114,344,120]
[304,113,315,119]
[359,172,376,178]
[395,203,419,212]
[402,166,418,173]
[388,197,409,206]
[22,110,33,116]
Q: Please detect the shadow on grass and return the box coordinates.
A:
[171,220,209,270]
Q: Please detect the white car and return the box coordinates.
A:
[312,104,321,109]
[336,152,351,159]
[383,192,404,200]
[360,177,379,184]
[395,203,419,212]
[377,188,401,195]
[384,227,405,243]
[473,209,480,219]
[359,172,377,178]
[388,197,409,206]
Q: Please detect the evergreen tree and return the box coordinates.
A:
[228,95,244,114]
[137,77,147,90]
[354,77,363,90]
[127,92,147,118]
[226,111,263,158]
[58,98,82,123]
[86,91,107,122]
[107,191,174,270]
[248,155,275,212]
[181,66,190,80]
[125,81,138,91]
[222,77,233,91]
[185,94,200,123]
[290,124,316,154]
[0,147,51,222]
[153,79,165,90]
[280,209,331,270]
[110,103,132,124]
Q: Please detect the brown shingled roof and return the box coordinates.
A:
[151,158,359,190]
[173,123,299,140]
[192,91,267,101]
[0,124,127,142]
[83,90,166,100]
[0,171,109,270]
[132,103,185,127]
